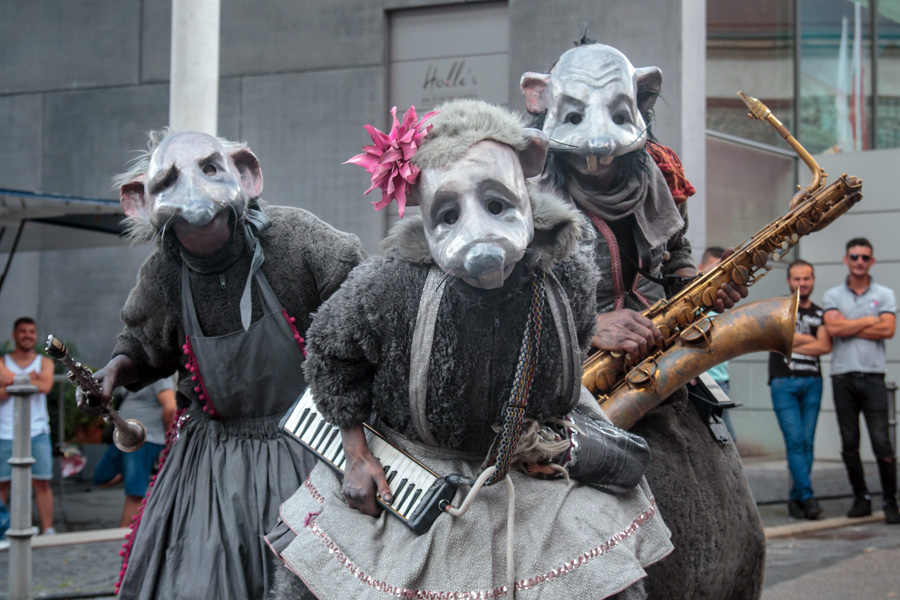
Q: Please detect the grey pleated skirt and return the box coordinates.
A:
[117,407,317,600]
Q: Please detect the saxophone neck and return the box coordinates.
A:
[737,91,824,205]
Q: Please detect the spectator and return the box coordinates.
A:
[698,246,737,440]
[768,260,831,520]
[823,238,899,524]
[0,317,57,535]
[93,377,176,527]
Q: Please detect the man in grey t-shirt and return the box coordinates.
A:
[93,377,176,527]
[823,237,898,524]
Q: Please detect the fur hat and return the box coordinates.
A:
[412,99,531,170]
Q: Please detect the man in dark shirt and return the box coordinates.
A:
[768,260,831,519]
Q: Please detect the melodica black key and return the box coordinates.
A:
[280,388,458,535]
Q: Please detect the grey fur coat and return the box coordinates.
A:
[304,188,600,455]
[113,204,366,409]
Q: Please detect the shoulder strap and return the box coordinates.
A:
[408,267,452,446]
[544,270,581,413]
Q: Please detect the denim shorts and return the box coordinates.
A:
[0,433,54,481]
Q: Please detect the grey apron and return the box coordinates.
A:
[117,258,315,600]
[181,261,307,418]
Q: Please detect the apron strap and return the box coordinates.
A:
[545,270,581,413]
[408,266,452,446]
[181,261,204,336]
[240,209,272,331]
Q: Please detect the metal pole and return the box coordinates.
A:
[169,0,221,135]
[7,374,36,600]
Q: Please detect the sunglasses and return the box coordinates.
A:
[849,253,872,262]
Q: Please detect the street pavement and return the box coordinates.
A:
[0,457,898,598]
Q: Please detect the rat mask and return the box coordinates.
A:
[118,130,263,258]
[348,100,549,290]
[521,43,661,182]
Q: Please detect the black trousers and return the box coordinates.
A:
[832,372,897,499]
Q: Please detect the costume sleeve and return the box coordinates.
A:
[551,243,601,357]
[563,410,650,494]
[662,202,694,275]
[302,215,368,303]
[112,258,183,391]
[303,262,382,428]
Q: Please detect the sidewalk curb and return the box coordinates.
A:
[764,511,885,539]
[0,527,128,551]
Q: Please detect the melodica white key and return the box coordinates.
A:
[280,388,458,534]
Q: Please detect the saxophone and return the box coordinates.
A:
[584,92,863,429]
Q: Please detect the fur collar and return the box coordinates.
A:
[382,183,585,270]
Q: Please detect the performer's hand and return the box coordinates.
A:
[592,310,663,361]
[77,355,136,416]
[340,424,392,517]
[713,248,748,312]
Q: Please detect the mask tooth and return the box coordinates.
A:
[586,156,598,171]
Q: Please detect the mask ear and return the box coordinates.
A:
[520,72,551,114]
[120,177,149,220]
[635,66,663,115]
[518,128,549,178]
[230,148,264,199]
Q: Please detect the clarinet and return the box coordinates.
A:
[45,335,147,452]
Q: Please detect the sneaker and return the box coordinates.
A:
[884,501,900,525]
[803,497,823,520]
[40,527,56,536]
[788,499,806,519]
[847,495,872,518]
[0,537,9,551]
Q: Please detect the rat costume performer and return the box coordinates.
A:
[522,42,765,599]
[99,131,365,599]
[267,100,672,599]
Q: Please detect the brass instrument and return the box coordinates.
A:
[601,292,797,430]
[583,93,863,427]
[45,335,146,452]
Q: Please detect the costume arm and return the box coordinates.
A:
[303,215,367,303]
[112,259,183,390]
[792,325,832,356]
[551,244,601,355]
[304,264,381,428]
[662,203,695,276]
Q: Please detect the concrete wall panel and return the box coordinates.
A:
[816,148,900,214]
[42,85,169,199]
[143,0,388,81]
[0,0,141,94]
[38,243,153,368]
[239,67,386,253]
[0,95,42,191]
[800,211,900,265]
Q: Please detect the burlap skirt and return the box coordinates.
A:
[266,396,672,600]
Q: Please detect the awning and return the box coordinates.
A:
[0,189,129,295]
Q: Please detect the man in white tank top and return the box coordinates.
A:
[0,317,56,535]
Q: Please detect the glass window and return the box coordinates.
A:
[705,137,797,250]
[876,5,900,149]
[707,1,795,147]
[800,0,872,153]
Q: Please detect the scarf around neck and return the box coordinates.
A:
[561,159,684,249]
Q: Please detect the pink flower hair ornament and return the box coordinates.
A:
[344,106,438,218]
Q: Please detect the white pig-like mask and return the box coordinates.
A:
[521,44,662,180]
[413,138,545,290]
